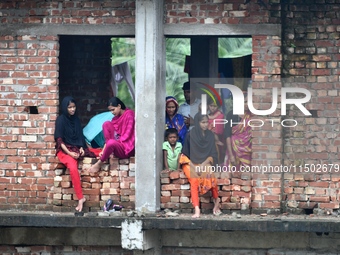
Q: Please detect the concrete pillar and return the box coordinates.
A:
[209,37,219,79]
[121,220,161,252]
[135,0,165,213]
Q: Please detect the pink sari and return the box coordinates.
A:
[103,108,135,156]
[225,111,252,170]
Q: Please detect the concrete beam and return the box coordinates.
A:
[0,23,280,37]
[1,214,340,251]
[165,24,281,36]
[0,227,121,246]
[0,24,135,36]
[134,0,165,213]
[1,213,340,233]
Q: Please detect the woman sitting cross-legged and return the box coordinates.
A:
[180,112,221,218]
[89,97,135,173]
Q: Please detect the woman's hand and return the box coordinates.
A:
[69,152,79,159]
[79,147,85,156]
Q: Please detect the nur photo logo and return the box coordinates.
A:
[200,83,312,128]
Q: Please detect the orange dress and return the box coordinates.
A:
[180,154,218,207]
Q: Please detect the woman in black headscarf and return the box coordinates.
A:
[180,112,221,218]
[54,96,95,212]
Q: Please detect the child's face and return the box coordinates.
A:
[199,116,209,131]
[208,103,218,114]
[167,133,178,146]
[67,102,76,116]
[166,102,176,117]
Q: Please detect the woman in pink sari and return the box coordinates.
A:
[90,97,135,173]
[224,93,252,170]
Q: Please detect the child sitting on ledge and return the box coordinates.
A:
[163,128,182,172]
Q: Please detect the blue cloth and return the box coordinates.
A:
[165,96,188,145]
[83,112,114,148]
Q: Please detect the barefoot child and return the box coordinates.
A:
[163,128,182,172]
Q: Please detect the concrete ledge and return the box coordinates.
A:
[1,212,340,251]
[1,212,340,233]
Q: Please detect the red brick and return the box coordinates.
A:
[162,184,181,190]
[169,171,180,179]
[319,203,339,209]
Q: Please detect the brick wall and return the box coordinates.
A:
[165,0,280,24]
[59,35,112,125]
[0,0,339,214]
[53,157,135,212]
[0,34,59,210]
[0,0,135,210]
[281,0,340,214]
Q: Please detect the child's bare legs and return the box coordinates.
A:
[89,159,104,173]
[192,206,200,218]
[75,197,86,212]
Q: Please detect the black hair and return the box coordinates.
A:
[207,96,220,106]
[107,97,126,109]
[165,128,178,138]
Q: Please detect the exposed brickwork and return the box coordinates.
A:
[165,0,281,24]
[53,157,135,212]
[0,0,339,215]
[0,1,136,25]
[59,35,112,124]
[161,170,253,214]
[281,0,340,213]
[0,33,59,210]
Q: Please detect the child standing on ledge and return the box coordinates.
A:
[163,128,182,172]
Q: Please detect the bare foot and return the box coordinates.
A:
[192,206,200,218]
[213,197,222,216]
[89,160,103,173]
[75,197,86,212]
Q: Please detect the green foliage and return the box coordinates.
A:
[165,38,190,105]
[218,38,253,58]
[111,38,135,110]
[110,37,252,109]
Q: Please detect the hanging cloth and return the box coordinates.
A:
[111,62,135,102]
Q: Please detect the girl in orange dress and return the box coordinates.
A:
[180,113,221,218]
